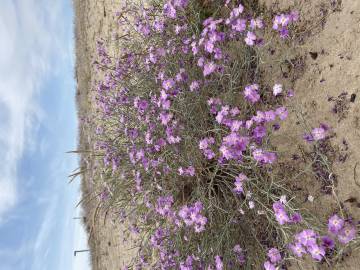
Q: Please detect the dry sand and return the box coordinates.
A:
[260,0,360,269]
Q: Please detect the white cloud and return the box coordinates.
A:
[0,0,72,222]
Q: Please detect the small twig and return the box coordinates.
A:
[354,162,360,188]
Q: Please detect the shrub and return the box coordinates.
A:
[83,0,359,269]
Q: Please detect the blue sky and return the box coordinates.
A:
[0,0,90,269]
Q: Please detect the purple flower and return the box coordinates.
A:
[303,133,314,142]
[203,61,217,76]
[214,48,223,60]
[197,57,205,67]
[250,17,264,29]
[320,235,335,249]
[244,84,260,103]
[288,242,306,257]
[245,31,256,46]
[287,89,295,97]
[162,78,175,90]
[311,127,326,141]
[233,173,247,194]
[232,18,246,32]
[159,112,173,125]
[275,106,288,120]
[194,215,208,233]
[279,28,289,39]
[307,244,325,261]
[273,201,285,212]
[289,11,299,22]
[253,125,267,139]
[178,166,195,176]
[252,111,266,123]
[190,80,200,92]
[328,214,344,234]
[153,19,165,32]
[215,256,223,270]
[273,14,290,29]
[272,201,290,225]
[204,40,215,53]
[179,201,207,232]
[163,2,176,18]
[229,120,241,132]
[267,248,281,263]
[296,229,318,247]
[204,149,216,159]
[173,0,188,8]
[199,137,215,149]
[233,245,246,264]
[290,213,302,224]
[264,110,276,122]
[275,209,290,225]
[337,223,357,244]
[263,261,276,270]
[156,195,174,217]
[253,149,277,164]
[221,134,249,160]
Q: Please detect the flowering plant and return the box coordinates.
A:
[80,0,359,269]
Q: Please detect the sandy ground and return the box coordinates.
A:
[260,0,360,269]
[74,0,359,269]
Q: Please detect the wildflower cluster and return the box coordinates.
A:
[84,0,359,269]
[272,11,299,39]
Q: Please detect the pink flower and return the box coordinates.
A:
[233,173,247,194]
[173,0,188,8]
[244,84,260,103]
[215,256,223,270]
[275,106,288,120]
[203,61,217,76]
[288,242,306,258]
[337,223,356,244]
[190,80,200,91]
[162,78,175,90]
[304,124,329,142]
[204,149,215,159]
[263,261,276,270]
[296,229,318,247]
[253,149,277,164]
[245,31,256,46]
[178,166,195,176]
[204,40,215,53]
[275,209,290,225]
[307,244,325,261]
[232,18,246,32]
[159,112,173,125]
[163,2,176,18]
[250,18,264,29]
[267,248,282,263]
[272,201,290,225]
[273,84,283,96]
[197,57,205,67]
[328,214,344,234]
[311,127,326,141]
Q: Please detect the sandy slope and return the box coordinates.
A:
[260,0,360,269]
